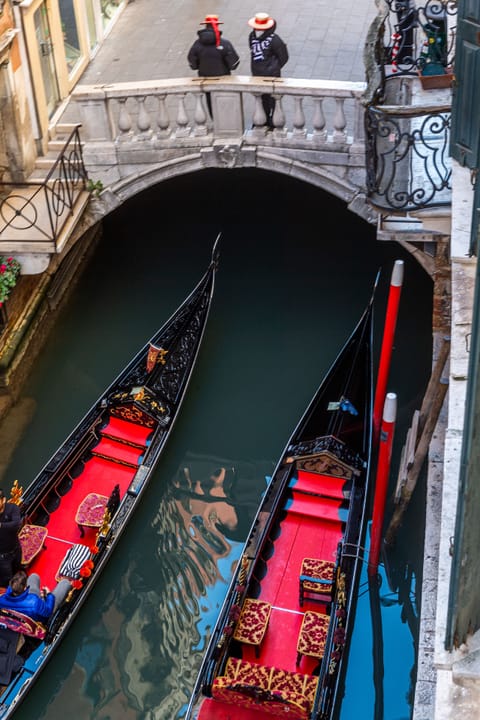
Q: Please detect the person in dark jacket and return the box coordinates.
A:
[187,14,240,118]
[0,490,22,588]
[0,571,71,623]
[248,12,289,129]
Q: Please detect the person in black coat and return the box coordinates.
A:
[0,490,22,588]
[187,14,240,118]
[248,12,289,129]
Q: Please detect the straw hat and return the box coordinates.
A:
[200,14,223,47]
[200,14,223,25]
[248,12,275,31]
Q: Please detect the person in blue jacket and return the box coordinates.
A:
[0,571,71,623]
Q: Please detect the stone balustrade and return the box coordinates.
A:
[72,75,367,148]
[68,75,376,226]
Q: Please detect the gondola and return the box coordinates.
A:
[0,237,220,718]
[185,289,374,720]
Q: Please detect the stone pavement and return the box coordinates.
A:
[76,0,376,87]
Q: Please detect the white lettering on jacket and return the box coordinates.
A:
[251,34,274,63]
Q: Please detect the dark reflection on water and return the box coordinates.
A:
[4,170,432,719]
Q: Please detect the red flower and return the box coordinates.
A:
[90,545,99,554]
[80,567,91,577]
[0,266,6,273]
[72,580,83,590]
[85,560,94,569]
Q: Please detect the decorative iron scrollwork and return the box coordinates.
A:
[365,105,451,211]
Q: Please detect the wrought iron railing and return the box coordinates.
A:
[0,126,87,250]
[381,0,457,79]
[366,103,451,211]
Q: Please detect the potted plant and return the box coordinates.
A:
[417,11,453,90]
[0,256,21,308]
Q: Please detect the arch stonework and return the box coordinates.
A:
[83,146,378,232]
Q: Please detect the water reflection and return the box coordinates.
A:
[57,454,270,719]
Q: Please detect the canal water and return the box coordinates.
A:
[4,169,432,720]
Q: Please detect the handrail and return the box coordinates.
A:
[71,75,367,147]
[0,126,88,250]
[366,102,451,212]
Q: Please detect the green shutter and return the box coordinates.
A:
[450,0,480,167]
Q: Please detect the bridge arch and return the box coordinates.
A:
[89,149,377,230]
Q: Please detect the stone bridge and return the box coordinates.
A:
[70,75,375,225]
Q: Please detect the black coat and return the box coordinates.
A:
[249,23,289,77]
[188,28,240,77]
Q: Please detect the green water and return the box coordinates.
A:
[4,170,432,719]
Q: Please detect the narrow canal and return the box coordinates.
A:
[4,169,432,719]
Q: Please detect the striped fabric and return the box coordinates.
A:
[58,544,91,579]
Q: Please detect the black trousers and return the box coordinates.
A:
[0,544,22,588]
[261,94,275,128]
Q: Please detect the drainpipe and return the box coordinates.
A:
[12,0,42,153]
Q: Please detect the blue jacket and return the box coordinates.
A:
[0,587,54,622]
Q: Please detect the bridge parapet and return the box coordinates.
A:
[71,76,374,223]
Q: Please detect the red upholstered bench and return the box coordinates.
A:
[212,657,318,719]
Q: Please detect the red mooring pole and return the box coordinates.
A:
[368,392,397,576]
[373,260,404,445]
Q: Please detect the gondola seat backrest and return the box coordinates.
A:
[211,657,318,719]
[0,608,46,639]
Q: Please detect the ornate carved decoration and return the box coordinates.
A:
[215,145,240,168]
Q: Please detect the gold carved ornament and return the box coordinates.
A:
[96,508,112,539]
[9,480,23,505]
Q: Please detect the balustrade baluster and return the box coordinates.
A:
[175,94,190,137]
[136,96,152,139]
[252,94,267,128]
[313,98,328,142]
[333,98,347,143]
[292,96,306,136]
[117,98,133,141]
[193,94,208,136]
[272,96,286,134]
[156,95,170,137]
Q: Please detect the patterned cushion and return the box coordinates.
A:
[224,657,272,687]
[303,675,319,704]
[75,493,108,527]
[18,525,48,565]
[212,658,317,720]
[233,598,271,645]
[0,609,46,639]
[300,558,335,593]
[297,611,330,658]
